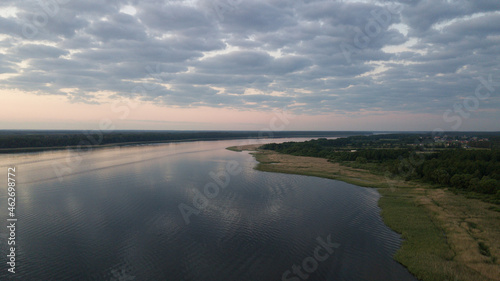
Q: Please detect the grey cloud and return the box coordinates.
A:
[195,51,311,75]
[403,0,500,36]
[218,1,296,33]
[0,0,498,120]
[138,3,214,32]
[0,16,21,37]
[14,44,69,59]
[445,13,500,38]
[86,13,147,42]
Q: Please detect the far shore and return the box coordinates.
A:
[0,138,231,154]
[227,144,500,281]
[0,136,311,154]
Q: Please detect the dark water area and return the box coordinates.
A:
[0,138,417,280]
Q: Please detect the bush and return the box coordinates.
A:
[478,177,499,194]
[356,157,367,164]
[450,174,473,190]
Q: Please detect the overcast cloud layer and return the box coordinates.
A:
[0,0,499,122]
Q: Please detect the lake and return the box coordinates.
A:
[0,138,417,280]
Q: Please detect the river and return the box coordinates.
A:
[0,138,417,280]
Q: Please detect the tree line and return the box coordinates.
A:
[0,130,362,150]
[262,135,500,198]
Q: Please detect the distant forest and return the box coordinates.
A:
[0,130,366,151]
[262,133,500,198]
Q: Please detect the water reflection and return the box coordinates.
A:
[0,139,416,280]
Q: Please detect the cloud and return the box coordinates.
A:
[0,0,498,123]
[14,44,69,59]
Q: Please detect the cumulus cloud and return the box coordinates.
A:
[0,0,499,118]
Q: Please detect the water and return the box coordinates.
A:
[0,139,417,280]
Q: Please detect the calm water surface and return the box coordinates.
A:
[0,138,417,281]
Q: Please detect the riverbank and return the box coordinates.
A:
[0,130,358,154]
[0,136,316,154]
[0,138,248,154]
[227,144,500,281]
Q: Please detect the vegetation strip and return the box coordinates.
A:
[0,131,363,154]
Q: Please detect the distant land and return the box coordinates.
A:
[1,130,499,154]
[0,130,368,153]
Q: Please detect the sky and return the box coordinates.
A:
[0,0,499,131]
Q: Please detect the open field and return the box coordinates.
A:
[228,144,500,281]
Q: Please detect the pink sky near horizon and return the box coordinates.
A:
[1,90,498,131]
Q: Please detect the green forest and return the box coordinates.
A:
[262,134,500,200]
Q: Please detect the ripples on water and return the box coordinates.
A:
[0,139,417,280]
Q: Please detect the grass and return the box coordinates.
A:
[377,188,499,281]
[227,145,500,281]
[378,188,457,281]
[252,149,400,189]
[479,242,492,257]
[487,206,500,212]
[226,146,243,152]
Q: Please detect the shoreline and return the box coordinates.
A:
[0,137,263,154]
[0,134,346,155]
[227,144,500,281]
[0,136,305,155]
